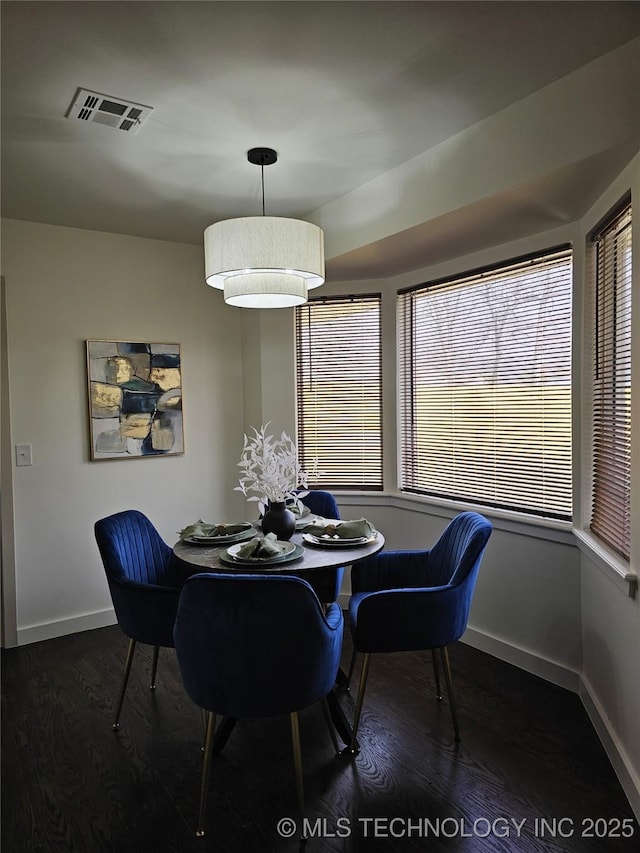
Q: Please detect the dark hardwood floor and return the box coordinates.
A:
[2,624,637,852]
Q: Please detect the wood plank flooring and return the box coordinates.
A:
[2,624,637,852]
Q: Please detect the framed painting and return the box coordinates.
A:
[86,340,183,460]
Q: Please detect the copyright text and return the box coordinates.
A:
[275,815,636,840]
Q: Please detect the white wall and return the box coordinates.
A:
[1,219,248,644]
[580,555,640,818]
[336,495,582,688]
[239,308,297,438]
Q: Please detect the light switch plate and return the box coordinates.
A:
[15,444,32,466]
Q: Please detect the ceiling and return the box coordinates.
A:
[2,1,640,282]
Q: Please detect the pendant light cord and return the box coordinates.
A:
[247,147,276,217]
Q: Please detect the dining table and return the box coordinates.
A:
[172,521,385,752]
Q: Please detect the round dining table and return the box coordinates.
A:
[172,525,385,752]
[173,527,385,578]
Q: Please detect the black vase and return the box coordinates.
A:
[261,501,296,541]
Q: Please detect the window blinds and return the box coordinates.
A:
[398,247,573,518]
[295,294,383,490]
[589,201,632,559]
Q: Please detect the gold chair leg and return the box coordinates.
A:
[432,648,443,700]
[290,711,305,817]
[196,711,217,837]
[150,645,160,690]
[200,708,208,752]
[349,652,371,754]
[440,646,460,741]
[320,696,340,756]
[113,638,136,730]
[345,646,358,690]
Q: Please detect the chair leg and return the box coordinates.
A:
[432,649,443,700]
[200,708,208,752]
[349,652,371,754]
[320,696,340,756]
[345,646,358,690]
[113,638,136,730]
[440,646,461,742]
[196,711,217,837]
[290,711,305,817]
[150,646,160,690]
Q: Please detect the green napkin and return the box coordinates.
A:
[306,517,373,539]
[179,520,248,540]
[236,532,289,559]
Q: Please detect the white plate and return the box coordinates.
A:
[220,543,304,568]
[295,513,323,529]
[185,525,254,546]
[255,514,323,530]
[302,532,376,548]
[226,539,296,562]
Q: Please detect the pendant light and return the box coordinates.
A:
[204,148,325,308]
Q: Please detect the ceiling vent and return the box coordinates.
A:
[66,88,153,134]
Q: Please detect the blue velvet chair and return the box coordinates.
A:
[173,572,344,837]
[299,489,344,603]
[94,509,182,729]
[347,511,492,750]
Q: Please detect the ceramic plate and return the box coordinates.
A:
[255,514,323,530]
[226,539,296,562]
[302,532,377,548]
[295,513,323,530]
[185,525,255,546]
[220,542,303,567]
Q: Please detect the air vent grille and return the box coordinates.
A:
[66,88,153,134]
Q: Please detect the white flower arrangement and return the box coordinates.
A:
[235,423,312,516]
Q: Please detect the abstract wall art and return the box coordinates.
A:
[86,340,183,460]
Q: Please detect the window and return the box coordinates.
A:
[398,247,573,519]
[589,199,632,560]
[295,294,382,490]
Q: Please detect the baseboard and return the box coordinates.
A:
[462,626,581,692]
[461,628,639,822]
[16,608,117,646]
[579,676,640,823]
[353,619,638,819]
[337,605,581,692]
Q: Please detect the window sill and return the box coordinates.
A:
[336,491,637,599]
[336,490,575,545]
[573,529,637,600]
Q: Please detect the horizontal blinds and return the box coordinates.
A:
[295,294,383,490]
[590,202,632,559]
[398,247,573,518]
